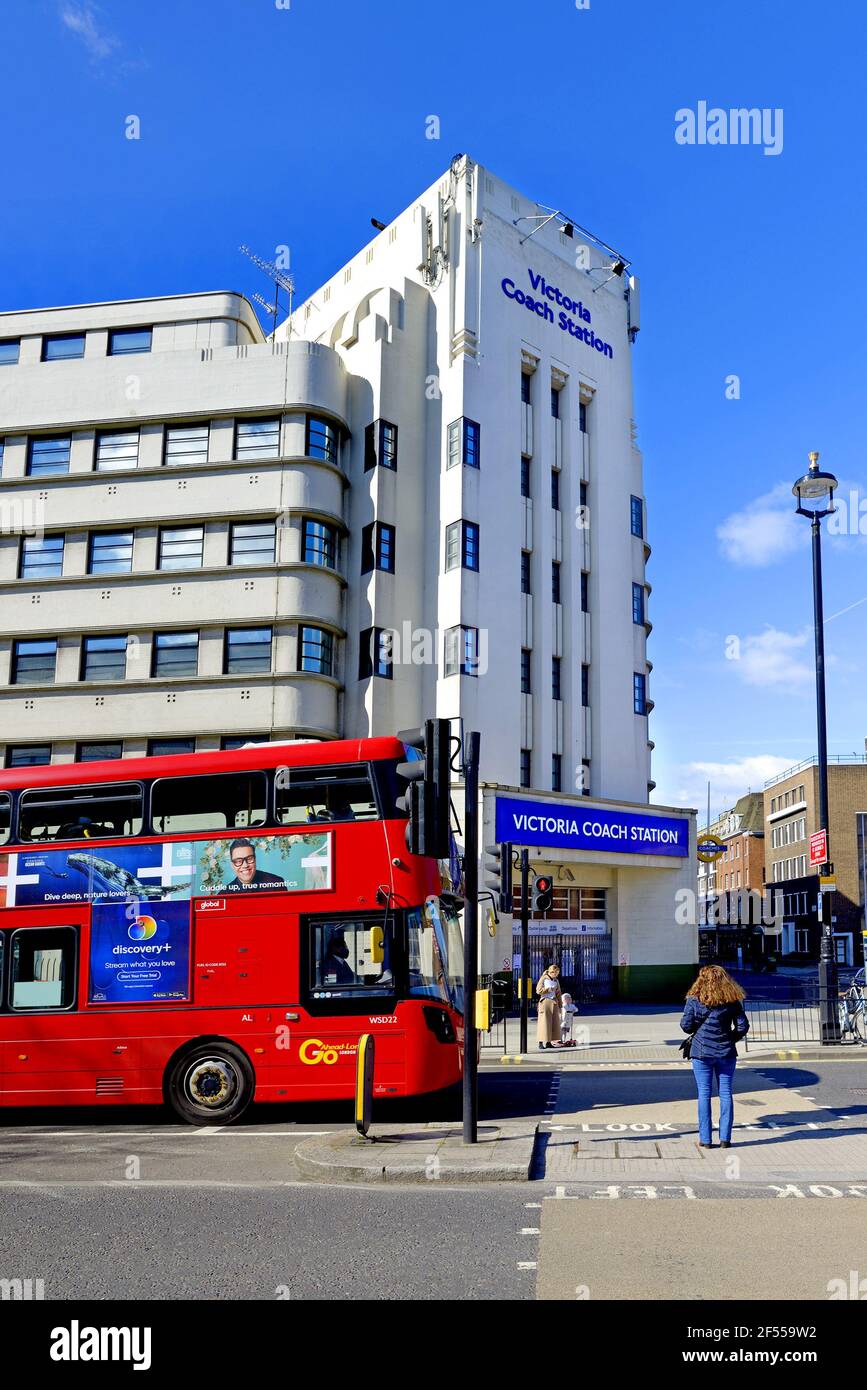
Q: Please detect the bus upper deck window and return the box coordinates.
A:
[18,784,143,842]
[0,792,10,845]
[151,771,267,835]
[275,764,378,825]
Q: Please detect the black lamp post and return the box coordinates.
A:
[792,451,839,1042]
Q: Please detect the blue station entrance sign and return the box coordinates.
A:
[495,796,689,859]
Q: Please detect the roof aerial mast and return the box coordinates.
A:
[238,244,295,339]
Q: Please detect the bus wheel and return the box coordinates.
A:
[166,1042,254,1125]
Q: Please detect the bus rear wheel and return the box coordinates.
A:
[166,1042,254,1125]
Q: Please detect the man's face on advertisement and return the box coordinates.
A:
[231,848,257,884]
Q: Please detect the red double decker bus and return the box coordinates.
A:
[0,738,464,1123]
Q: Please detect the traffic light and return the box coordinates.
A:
[532,873,553,913]
[483,841,513,914]
[396,718,452,858]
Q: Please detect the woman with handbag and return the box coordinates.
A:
[680,965,750,1148]
[536,964,562,1050]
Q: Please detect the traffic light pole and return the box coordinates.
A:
[519,848,529,1054]
[462,731,480,1144]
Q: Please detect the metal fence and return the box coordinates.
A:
[743,997,821,1047]
[509,931,613,1006]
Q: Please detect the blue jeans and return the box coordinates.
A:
[691,1056,737,1143]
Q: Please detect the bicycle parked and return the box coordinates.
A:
[838,969,866,1044]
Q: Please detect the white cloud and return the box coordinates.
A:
[717,481,805,567]
[656,754,796,818]
[733,626,813,689]
[60,3,120,60]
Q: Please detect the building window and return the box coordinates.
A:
[76,742,123,762]
[165,423,209,466]
[551,469,560,510]
[582,758,591,796]
[521,374,531,405]
[447,417,481,470]
[520,749,531,788]
[236,417,280,461]
[300,519,336,568]
[108,327,152,356]
[298,626,334,676]
[521,648,532,695]
[579,402,587,433]
[96,429,139,472]
[6,744,51,767]
[359,627,392,680]
[552,561,561,604]
[81,634,127,682]
[552,754,562,791]
[632,583,645,625]
[42,333,85,361]
[28,435,71,477]
[148,738,195,757]
[12,638,57,685]
[20,534,64,579]
[552,656,562,700]
[225,627,273,675]
[220,735,269,750]
[634,672,647,715]
[581,664,590,707]
[231,520,277,566]
[630,495,644,538]
[445,521,478,572]
[550,386,560,418]
[88,530,133,574]
[521,456,530,498]
[362,521,396,574]
[521,551,531,594]
[306,415,339,465]
[580,481,588,509]
[444,625,480,678]
[158,525,204,571]
[581,571,589,613]
[0,339,20,366]
[364,420,398,470]
[152,631,199,678]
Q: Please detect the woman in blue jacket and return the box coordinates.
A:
[680,965,750,1148]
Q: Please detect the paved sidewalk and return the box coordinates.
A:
[481,1009,860,1063]
[294,1121,537,1184]
[539,1067,867,1185]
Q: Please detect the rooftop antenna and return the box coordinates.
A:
[239,244,295,337]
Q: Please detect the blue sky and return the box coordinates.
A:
[2,0,865,817]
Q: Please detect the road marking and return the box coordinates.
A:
[517,1261,537,1270]
[525,1202,542,1208]
[521,1227,540,1235]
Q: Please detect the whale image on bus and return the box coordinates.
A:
[0,737,464,1123]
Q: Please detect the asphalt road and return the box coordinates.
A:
[2,1060,865,1301]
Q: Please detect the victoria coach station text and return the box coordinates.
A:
[501,267,614,357]
[512,814,683,846]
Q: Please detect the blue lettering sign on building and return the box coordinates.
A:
[501,267,615,358]
[495,796,689,858]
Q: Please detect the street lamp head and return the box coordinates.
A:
[792,450,838,511]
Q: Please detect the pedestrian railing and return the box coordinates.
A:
[742,992,829,1046]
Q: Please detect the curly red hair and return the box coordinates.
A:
[687,965,745,1006]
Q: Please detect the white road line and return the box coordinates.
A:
[521,1227,540,1235]
[517,1261,537,1270]
[525,1202,542,1208]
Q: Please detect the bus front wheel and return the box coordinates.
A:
[166,1041,254,1125]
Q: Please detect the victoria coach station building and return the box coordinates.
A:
[482,786,698,1002]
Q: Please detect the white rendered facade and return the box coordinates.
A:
[281,155,653,804]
